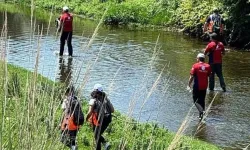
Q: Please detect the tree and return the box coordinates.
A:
[223,0,250,48]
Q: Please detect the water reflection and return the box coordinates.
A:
[58,57,73,86]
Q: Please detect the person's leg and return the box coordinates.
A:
[69,130,77,146]
[197,90,207,119]
[198,90,206,111]
[99,117,112,150]
[60,32,67,56]
[209,64,215,90]
[94,118,112,150]
[215,63,226,91]
[99,117,111,143]
[193,89,203,114]
[93,125,102,150]
[61,130,71,148]
[67,32,73,56]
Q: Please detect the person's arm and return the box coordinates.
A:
[57,15,64,32]
[220,17,225,34]
[86,99,95,121]
[188,75,194,88]
[86,105,94,121]
[203,23,208,33]
[204,43,211,56]
[188,65,195,88]
[61,97,67,109]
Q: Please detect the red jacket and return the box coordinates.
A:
[60,12,73,32]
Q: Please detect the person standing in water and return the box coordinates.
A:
[57,6,73,57]
[204,33,226,92]
[188,53,211,120]
[203,8,226,44]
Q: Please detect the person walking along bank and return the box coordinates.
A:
[188,53,212,120]
[204,33,226,92]
[86,84,114,150]
[57,6,73,57]
[60,86,84,150]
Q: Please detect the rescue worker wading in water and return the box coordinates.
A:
[188,53,212,120]
[203,8,225,44]
[57,6,73,57]
[204,33,226,92]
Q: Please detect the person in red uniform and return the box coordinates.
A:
[58,6,73,57]
[204,33,226,92]
[188,53,211,120]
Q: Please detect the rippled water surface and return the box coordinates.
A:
[1,5,250,150]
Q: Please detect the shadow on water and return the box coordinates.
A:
[1,4,250,150]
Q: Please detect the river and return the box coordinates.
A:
[1,4,250,150]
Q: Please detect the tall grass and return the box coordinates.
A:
[0,4,221,150]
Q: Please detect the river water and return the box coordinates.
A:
[1,5,250,150]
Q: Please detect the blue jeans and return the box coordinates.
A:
[209,63,226,90]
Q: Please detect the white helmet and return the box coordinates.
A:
[197,53,205,58]
[63,6,69,11]
[93,84,103,92]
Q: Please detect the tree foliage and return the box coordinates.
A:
[222,0,250,48]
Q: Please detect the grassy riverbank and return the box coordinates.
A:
[0,62,221,149]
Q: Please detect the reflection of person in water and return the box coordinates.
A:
[59,57,73,85]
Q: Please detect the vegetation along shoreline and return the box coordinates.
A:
[3,0,250,49]
[0,62,220,149]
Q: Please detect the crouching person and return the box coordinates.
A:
[60,86,84,150]
[86,84,114,150]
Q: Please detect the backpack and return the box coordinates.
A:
[94,98,112,120]
[210,14,221,33]
[70,96,84,126]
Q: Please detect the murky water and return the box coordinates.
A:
[1,5,250,150]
